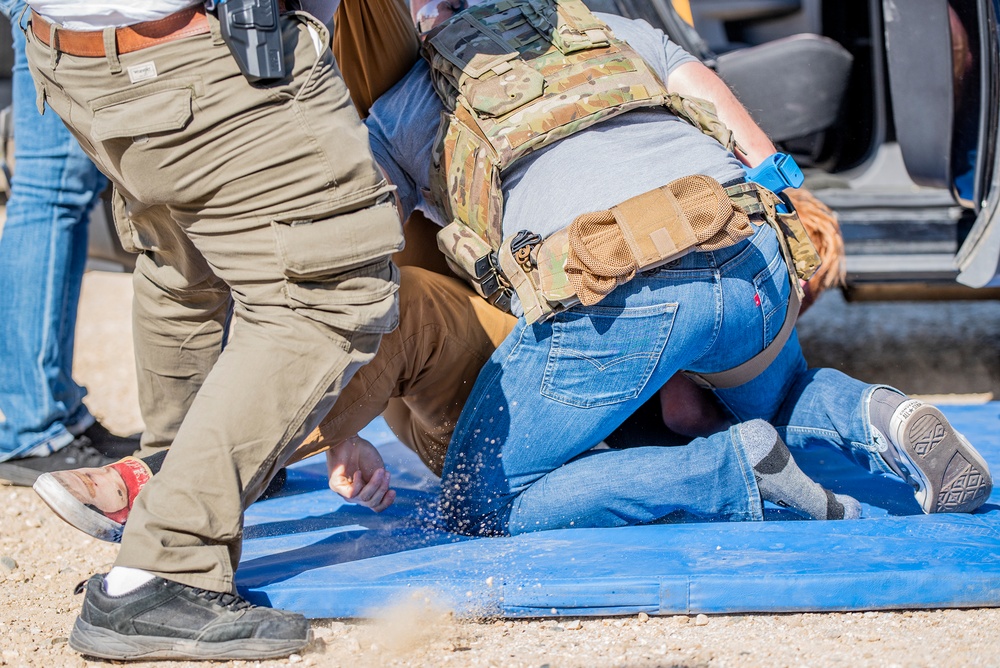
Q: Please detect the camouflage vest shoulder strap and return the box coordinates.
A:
[422,0,734,250]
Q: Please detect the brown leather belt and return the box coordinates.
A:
[30,6,212,58]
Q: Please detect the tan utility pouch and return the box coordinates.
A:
[776,208,821,282]
[564,174,753,307]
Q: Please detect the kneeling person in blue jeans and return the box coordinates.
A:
[364,0,992,536]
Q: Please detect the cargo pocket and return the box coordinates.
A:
[273,199,404,334]
[109,188,155,254]
[90,80,196,142]
[752,248,789,347]
[541,301,676,408]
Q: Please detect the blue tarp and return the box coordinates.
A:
[237,403,1000,618]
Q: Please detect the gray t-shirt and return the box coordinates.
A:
[366,13,745,241]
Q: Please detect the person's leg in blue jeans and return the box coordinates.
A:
[714,298,992,513]
[440,224,856,536]
[439,296,763,536]
[0,2,130,485]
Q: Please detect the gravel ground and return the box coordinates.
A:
[2,270,999,668]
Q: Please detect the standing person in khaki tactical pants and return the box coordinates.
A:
[21,1,403,661]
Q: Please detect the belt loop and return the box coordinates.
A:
[207,9,225,46]
[102,27,122,73]
[16,5,29,33]
[47,22,57,69]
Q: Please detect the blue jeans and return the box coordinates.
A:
[441,222,889,536]
[0,1,106,460]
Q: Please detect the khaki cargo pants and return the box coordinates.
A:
[25,11,403,592]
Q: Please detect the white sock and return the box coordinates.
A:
[104,566,155,596]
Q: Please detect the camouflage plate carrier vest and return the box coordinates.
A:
[421,0,735,249]
[421,0,821,388]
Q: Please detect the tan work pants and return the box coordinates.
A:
[332,0,420,117]
[293,266,515,476]
[26,12,403,592]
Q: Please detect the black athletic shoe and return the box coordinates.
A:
[78,422,141,459]
[69,574,311,661]
[0,439,113,487]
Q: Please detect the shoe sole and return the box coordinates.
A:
[0,461,44,487]
[70,618,311,660]
[33,474,123,543]
[895,404,992,513]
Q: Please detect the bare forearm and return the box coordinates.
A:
[667,60,776,168]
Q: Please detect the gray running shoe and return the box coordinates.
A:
[882,400,992,514]
[69,574,311,661]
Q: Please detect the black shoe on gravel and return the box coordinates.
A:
[78,422,141,459]
[884,400,993,514]
[69,573,311,661]
[0,439,113,487]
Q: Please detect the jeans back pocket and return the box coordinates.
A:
[541,301,677,408]
[752,248,790,346]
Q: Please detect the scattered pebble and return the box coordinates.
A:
[0,556,16,574]
[565,620,582,630]
[676,615,690,625]
[288,654,302,663]
[637,612,649,623]
[695,614,709,626]
[504,621,514,628]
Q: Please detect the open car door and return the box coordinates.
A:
[603,0,1000,290]
[883,0,1000,287]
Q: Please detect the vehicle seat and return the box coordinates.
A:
[715,34,853,149]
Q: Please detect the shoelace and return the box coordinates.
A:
[66,436,112,468]
[190,587,255,611]
[74,576,256,611]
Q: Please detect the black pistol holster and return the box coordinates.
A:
[211,0,287,82]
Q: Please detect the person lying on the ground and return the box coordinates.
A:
[363,0,992,536]
[34,266,861,544]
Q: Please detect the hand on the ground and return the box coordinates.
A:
[326,436,396,512]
